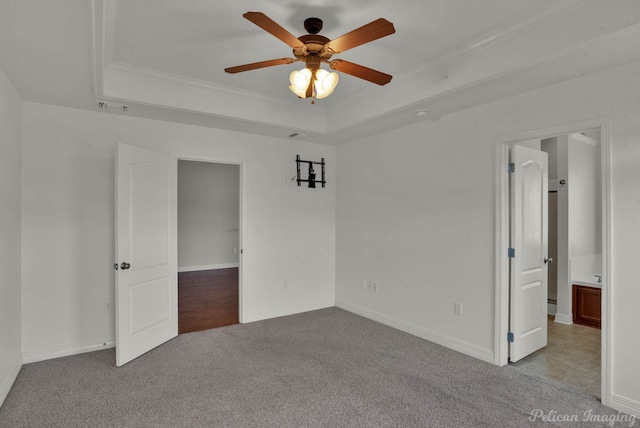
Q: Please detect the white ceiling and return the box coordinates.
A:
[2,0,640,144]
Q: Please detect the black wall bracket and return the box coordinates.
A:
[296,155,325,188]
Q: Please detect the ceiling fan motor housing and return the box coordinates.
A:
[304,17,323,34]
[295,34,332,60]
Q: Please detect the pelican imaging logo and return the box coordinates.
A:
[529,409,636,426]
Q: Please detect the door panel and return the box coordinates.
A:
[130,163,170,268]
[129,278,171,335]
[509,145,548,362]
[116,143,177,366]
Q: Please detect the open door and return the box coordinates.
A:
[115,143,177,366]
[509,145,548,363]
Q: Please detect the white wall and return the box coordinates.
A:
[336,60,640,415]
[0,69,22,406]
[21,103,336,362]
[550,134,602,321]
[178,161,239,269]
[555,136,571,321]
[568,134,601,259]
[541,138,559,181]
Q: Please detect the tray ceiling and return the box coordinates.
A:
[2,0,640,144]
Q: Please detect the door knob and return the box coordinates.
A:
[120,262,131,270]
[544,257,553,264]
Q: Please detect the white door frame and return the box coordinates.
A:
[494,117,612,405]
[171,151,245,324]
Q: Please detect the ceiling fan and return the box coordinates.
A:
[225,12,395,101]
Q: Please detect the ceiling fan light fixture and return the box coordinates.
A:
[289,68,312,98]
[315,68,339,98]
[289,67,339,100]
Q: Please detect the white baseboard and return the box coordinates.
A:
[23,341,115,364]
[554,312,573,325]
[178,263,239,273]
[243,298,335,324]
[610,393,640,419]
[547,302,557,315]
[336,300,495,364]
[0,354,22,408]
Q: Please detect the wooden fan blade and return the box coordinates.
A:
[225,58,296,74]
[329,59,392,85]
[243,12,304,48]
[325,18,395,54]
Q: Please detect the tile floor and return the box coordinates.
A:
[511,315,601,398]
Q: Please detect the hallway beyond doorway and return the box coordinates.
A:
[178,268,239,334]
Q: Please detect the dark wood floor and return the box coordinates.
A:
[178,268,238,334]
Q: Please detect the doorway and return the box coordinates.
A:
[494,117,611,405]
[177,160,241,334]
[511,132,602,397]
[115,145,245,366]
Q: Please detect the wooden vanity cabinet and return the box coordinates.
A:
[572,284,601,329]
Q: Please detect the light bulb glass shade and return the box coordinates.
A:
[289,85,307,98]
[315,68,328,83]
[316,69,339,92]
[289,68,312,98]
[314,69,339,99]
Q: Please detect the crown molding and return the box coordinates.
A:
[92,0,119,96]
[92,0,327,135]
[102,0,118,67]
[328,0,598,112]
[105,61,302,108]
[398,0,597,83]
[91,0,104,98]
[327,0,640,128]
[101,62,329,134]
[94,0,317,111]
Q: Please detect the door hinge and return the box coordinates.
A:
[508,247,515,258]
[508,163,515,173]
[507,332,514,343]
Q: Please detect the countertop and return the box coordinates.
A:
[572,274,602,289]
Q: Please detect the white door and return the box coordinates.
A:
[115,143,177,366]
[509,145,549,363]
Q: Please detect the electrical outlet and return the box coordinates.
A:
[105,302,113,313]
[372,283,377,293]
[366,281,372,292]
[454,302,463,316]
[283,281,288,289]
